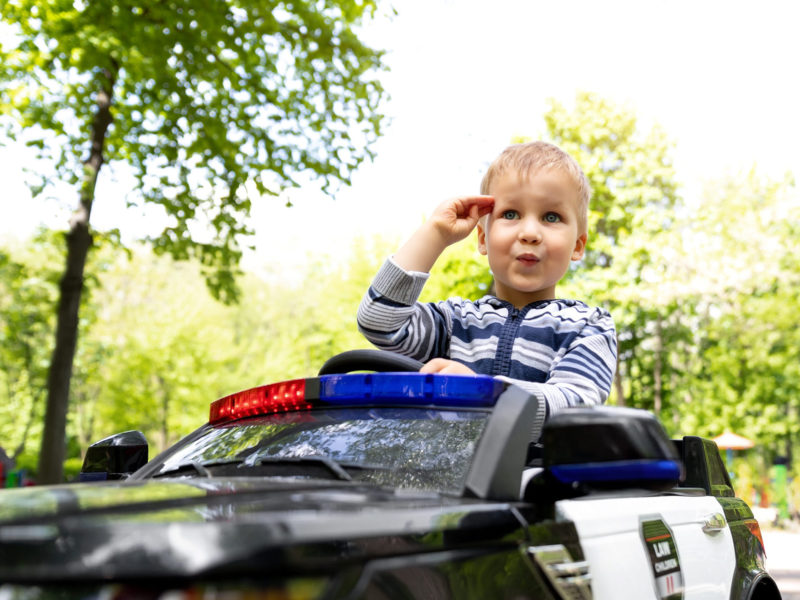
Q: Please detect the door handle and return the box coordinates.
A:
[702,512,727,534]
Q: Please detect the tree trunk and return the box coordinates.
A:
[158,374,169,452]
[653,315,663,416]
[38,78,115,484]
[75,388,97,461]
[613,361,625,406]
[613,331,625,406]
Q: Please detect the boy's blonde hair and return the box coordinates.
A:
[480,141,591,235]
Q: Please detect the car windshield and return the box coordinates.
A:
[147,407,489,494]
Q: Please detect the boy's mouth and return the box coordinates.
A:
[516,253,540,266]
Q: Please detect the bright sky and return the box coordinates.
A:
[2,0,799,278]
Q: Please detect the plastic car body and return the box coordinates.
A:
[0,351,781,599]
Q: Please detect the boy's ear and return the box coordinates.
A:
[571,233,587,261]
[477,222,488,255]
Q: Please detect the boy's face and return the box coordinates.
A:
[477,167,587,308]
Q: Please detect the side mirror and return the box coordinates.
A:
[673,436,735,497]
[528,407,683,500]
[79,431,149,482]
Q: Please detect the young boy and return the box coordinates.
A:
[357,141,617,442]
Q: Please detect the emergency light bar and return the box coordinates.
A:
[542,406,685,492]
[209,373,506,425]
[550,459,683,485]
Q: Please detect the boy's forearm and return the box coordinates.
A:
[357,258,443,364]
[392,222,450,273]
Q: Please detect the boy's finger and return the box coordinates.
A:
[455,196,494,218]
[472,199,495,221]
[420,358,476,375]
[419,359,445,373]
[471,197,494,219]
[464,195,494,208]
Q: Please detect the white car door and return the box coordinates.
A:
[557,493,736,599]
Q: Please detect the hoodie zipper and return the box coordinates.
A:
[491,306,524,376]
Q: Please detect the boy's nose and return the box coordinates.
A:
[518,219,542,243]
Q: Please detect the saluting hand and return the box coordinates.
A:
[427,196,495,246]
[392,195,494,274]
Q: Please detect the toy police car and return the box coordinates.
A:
[0,351,781,599]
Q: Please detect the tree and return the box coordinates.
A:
[541,94,800,453]
[542,93,679,271]
[538,93,681,411]
[0,0,388,482]
[670,173,800,443]
[0,230,106,466]
[82,253,243,452]
[66,237,392,459]
[420,236,493,303]
[0,245,56,464]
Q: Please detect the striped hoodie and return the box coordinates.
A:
[357,258,618,441]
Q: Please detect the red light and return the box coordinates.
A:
[744,518,766,555]
[209,379,307,424]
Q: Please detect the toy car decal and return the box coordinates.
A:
[641,518,684,600]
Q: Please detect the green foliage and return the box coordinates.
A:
[1,0,389,482]
[0,246,54,463]
[543,92,678,271]
[0,229,108,466]
[420,235,492,303]
[669,173,800,447]
[0,0,388,299]
[265,235,393,377]
[0,234,399,466]
[538,93,800,478]
[529,93,683,417]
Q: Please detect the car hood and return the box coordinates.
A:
[0,477,529,582]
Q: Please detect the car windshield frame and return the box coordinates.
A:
[134,406,493,494]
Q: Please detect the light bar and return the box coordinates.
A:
[209,373,504,425]
[210,379,309,424]
[550,459,682,485]
[318,373,504,407]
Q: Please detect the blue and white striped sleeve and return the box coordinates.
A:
[357,258,452,363]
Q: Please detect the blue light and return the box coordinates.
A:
[317,373,504,408]
[550,459,682,485]
[78,471,108,482]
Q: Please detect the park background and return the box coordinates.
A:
[1,1,799,521]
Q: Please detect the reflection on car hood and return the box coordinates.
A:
[0,477,526,582]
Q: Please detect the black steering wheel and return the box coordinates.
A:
[318,350,424,375]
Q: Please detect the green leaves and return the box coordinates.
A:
[1,0,388,300]
[544,92,679,272]
[544,93,800,475]
[1,0,389,482]
[0,236,391,466]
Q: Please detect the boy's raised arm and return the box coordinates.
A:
[393,196,494,273]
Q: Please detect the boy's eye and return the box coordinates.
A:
[501,210,519,220]
[544,212,561,223]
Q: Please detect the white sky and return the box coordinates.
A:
[2,0,799,278]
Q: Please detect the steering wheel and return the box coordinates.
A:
[318,350,424,375]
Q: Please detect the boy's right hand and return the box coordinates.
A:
[427,196,495,247]
[393,195,494,273]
